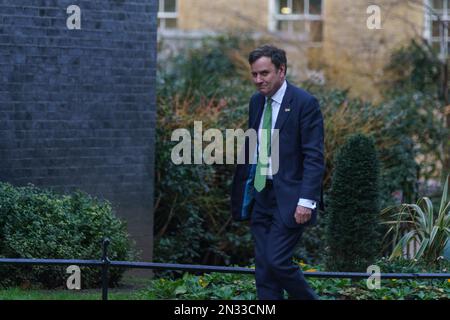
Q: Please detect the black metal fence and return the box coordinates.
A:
[0,239,449,300]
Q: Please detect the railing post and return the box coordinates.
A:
[101,238,111,301]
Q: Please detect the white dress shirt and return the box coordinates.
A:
[257,80,316,210]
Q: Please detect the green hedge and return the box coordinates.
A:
[0,182,135,289]
[325,134,382,271]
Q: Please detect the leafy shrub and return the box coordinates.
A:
[0,182,135,288]
[382,39,448,182]
[325,134,382,271]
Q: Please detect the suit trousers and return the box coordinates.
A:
[251,180,319,300]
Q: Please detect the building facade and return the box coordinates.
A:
[157,0,446,101]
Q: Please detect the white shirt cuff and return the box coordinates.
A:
[297,198,316,209]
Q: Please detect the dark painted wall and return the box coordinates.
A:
[0,0,157,262]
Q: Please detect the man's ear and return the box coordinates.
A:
[279,64,286,78]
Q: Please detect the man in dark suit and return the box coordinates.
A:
[231,45,325,300]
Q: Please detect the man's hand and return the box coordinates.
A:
[295,206,312,224]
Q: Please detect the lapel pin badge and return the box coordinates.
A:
[285,108,290,112]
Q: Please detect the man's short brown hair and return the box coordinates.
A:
[248,45,287,75]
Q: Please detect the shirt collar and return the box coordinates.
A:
[267,80,287,105]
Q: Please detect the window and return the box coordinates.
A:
[426,0,450,59]
[272,0,323,42]
[158,0,178,30]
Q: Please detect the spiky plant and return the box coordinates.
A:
[381,175,450,264]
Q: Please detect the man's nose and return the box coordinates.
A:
[254,74,263,84]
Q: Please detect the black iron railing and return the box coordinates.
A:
[0,238,449,300]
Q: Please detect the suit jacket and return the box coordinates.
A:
[231,81,325,229]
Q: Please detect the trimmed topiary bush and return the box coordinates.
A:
[0,182,135,288]
[325,134,382,271]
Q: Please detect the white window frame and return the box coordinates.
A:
[158,0,178,31]
[269,0,323,42]
[425,0,449,60]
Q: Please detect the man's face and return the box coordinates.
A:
[250,56,285,97]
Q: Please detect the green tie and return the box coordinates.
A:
[254,98,272,192]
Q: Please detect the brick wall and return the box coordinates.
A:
[0,0,157,263]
